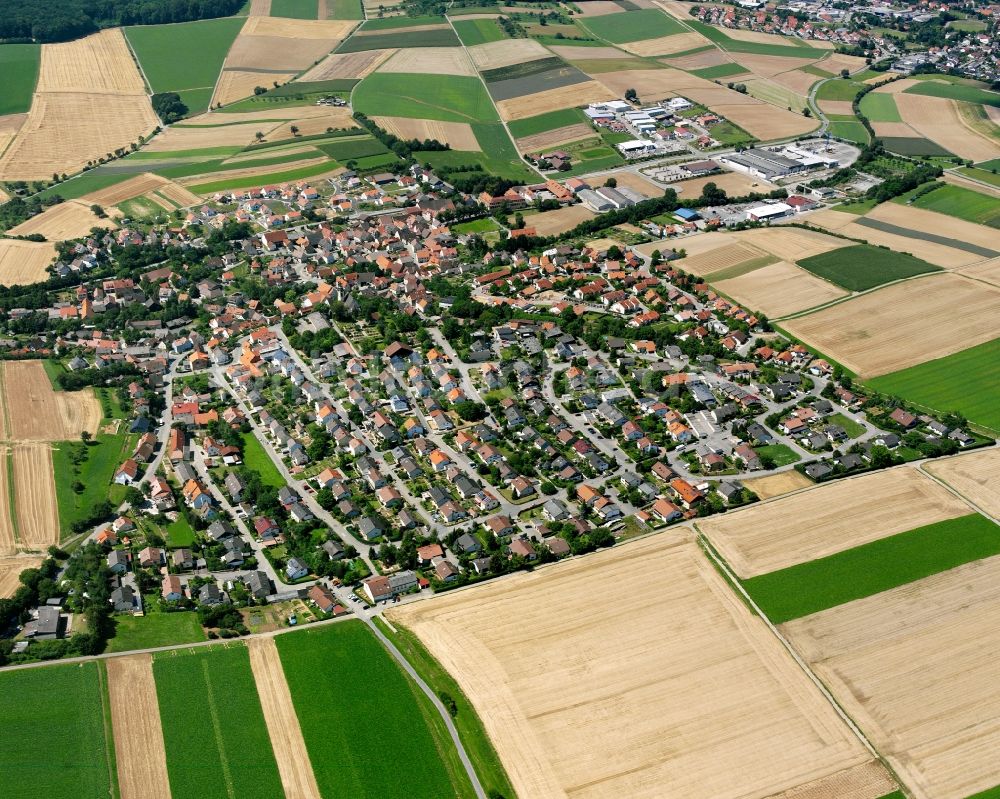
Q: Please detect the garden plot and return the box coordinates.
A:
[390,533,883,799]
[376,47,475,76]
[467,38,552,71]
[373,117,480,150]
[715,260,847,318]
[782,273,1000,376]
[8,201,116,240]
[895,93,1000,163]
[106,655,170,799]
[0,239,57,285]
[701,467,972,579]
[925,449,1000,520]
[495,81,616,122]
[300,48,395,80]
[783,554,1000,799]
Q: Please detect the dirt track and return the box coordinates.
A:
[105,655,171,799]
[247,638,321,799]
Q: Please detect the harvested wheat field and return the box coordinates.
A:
[248,0,271,12]
[144,121,272,152]
[784,554,1000,799]
[803,209,856,230]
[377,47,475,76]
[713,102,819,139]
[12,444,59,550]
[36,29,146,94]
[715,260,847,317]
[81,173,169,205]
[742,470,814,500]
[621,32,709,57]
[3,360,102,441]
[605,170,662,198]
[664,48,735,70]
[701,467,972,579]
[830,220,985,269]
[724,27,811,47]
[154,181,202,208]
[895,93,1000,163]
[734,226,846,261]
[872,121,915,137]
[737,54,818,78]
[0,239,57,285]
[516,123,595,153]
[390,533,880,799]
[769,68,822,95]
[783,274,1000,376]
[668,169,775,198]
[574,0,625,14]
[0,91,157,181]
[527,204,596,236]
[549,45,631,61]
[866,202,1000,252]
[497,81,615,122]
[957,256,1000,288]
[0,448,13,555]
[265,109,356,140]
[0,114,25,159]
[468,38,552,71]
[598,67,712,98]
[925,449,1000,520]
[676,240,771,275]
[0,556,41,596]
[300,49,395,81]
[817,52,868,75]
[214,71,299,108]
[818,99,855,115]
[106,655,170,799]
[244,16,357,39]
[9,200,116,241]
[372,117,479,150]
[247,638,321,799]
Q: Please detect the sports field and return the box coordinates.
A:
[743,513,999,623]
[797,243,940,291]
[154,644,284,799]
[0,661,116,799]
[909,183,1000,228]
[867,338,1000,432]
[353,73,499,122]
[391,533,888,799]
[125,18,245,114]
[275,620,471,798]
[582,9,685,43]
[0,44,40,115]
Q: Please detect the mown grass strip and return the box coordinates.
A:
[743,513,1000,623]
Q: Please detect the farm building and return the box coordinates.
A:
[746,202,794,222]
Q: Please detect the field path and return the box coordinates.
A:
[247,638,321,799]
[105,654,172,799]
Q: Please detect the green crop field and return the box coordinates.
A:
[743,513,1000,622]
[276,621,474,798]
[337,27,460,51]
[686,19,819,57]
[353,73,499,123]
[507,107,585,138]
[828,118,870,144]
[879,136,954,157]
[327,0,363,17]
[867,338,1000,433]
[187,159,342,192]
[0,662,116,799]
[481,56,566,84]
[909,183,1000,228]
[859,91,901,122]
[958,165,1000,188]
[453,17,507,45]
[271,0,318,18]
[582,9,685,42]
[692,62,749,80]
[359,15,445,29]
[106,612,208,653]
[797,244,940,291]
[815,78,865,102]
[125,18,245,115]
[153,645,283,799]
[318,136,390,161]
[903,80,1000,107]
[0,44,40,116]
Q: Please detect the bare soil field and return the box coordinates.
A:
[701,467,972,578]
[516,123,595,153]
[734,226,847,261]
[106,655,171,799]
[390,533,878,799]
[924,449,1000,520]
[376,46,475,76]
[37,30,146,94]
[0,92,157,181]
[0,239,57,285]
[526,204,597,235]
[742,470,814,500]
[818,99,855,115]
[549,45,631,61]
[784,554,1000,799]
[247,638,321,799]
[300,49,395,80]
[866,201,1000,251]
[0,448,14,555]
[895,93,1000,163]
[712,102,819,139]
[9,200,116,240]
[12,444,60,550]
[497,80,616,121]
[621,32,709,56]
[666,169,775,198]
[373,116,479,150]
[0,555,41,596]
[782,273,1000,376]
[3,360,102,441]
[715,260,847,317]
[468,38,552,71]
[831,220,985,269]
